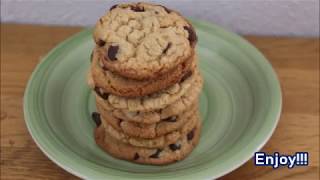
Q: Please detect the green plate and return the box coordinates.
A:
[24,19,281,179]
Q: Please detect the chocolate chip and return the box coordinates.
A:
[118,119,123,127]
[187,128,195,141]
[134,153,140,160]
[183,26,197,46]
[169,144,181,151]
[90,51,93,62]
[131,5,144,12]
[180,71,192,82]
[159,5,171,13]
[181,60,187,69]
[149,149,162,158]
[99,18,103,25]
[96,39,106,47]
[102,65,108,71]
[94,87,109,100]
[92,112,101,126]
[109,4,118,11]
[106,45,119,61]
[163,42,172,54]
[163,116,177,122]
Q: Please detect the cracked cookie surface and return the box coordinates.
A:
[94,114,201,165]
[93,2,197,80]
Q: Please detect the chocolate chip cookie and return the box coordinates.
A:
[94,72,203,124]
[93,2,197,80]
[93,69,202,112]
[89,2,203,165]
[94,114,201,165]
[89,47,196,97]
[99,111,199,148]
[97,102,198,138]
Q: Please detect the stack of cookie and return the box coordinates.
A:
[87,2,203,165]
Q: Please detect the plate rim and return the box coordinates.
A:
[23,19,282,179]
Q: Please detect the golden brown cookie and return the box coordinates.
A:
[94,115,201,165]
[93,2,197,80]
[93,72,203,124]
[93,69,202,112]
[89,47,196,97]
[97,102,198,139]
[100,111,199,148]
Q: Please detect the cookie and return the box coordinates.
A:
[94,69,201,112]
[94,72,203,124]
[89,47,196,97]
[100,111,199,148]
[93,2,197,80]
[97,101,198,138]
[94,115,201,165]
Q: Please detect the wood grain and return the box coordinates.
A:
[1,24,319,180]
